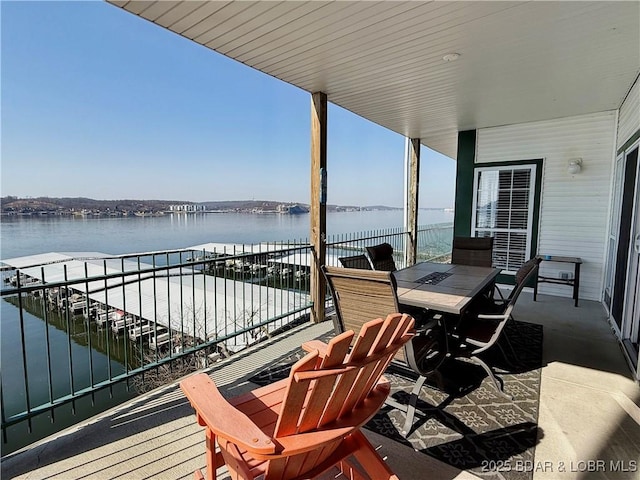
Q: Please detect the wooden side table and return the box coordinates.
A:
[534,255,582,307]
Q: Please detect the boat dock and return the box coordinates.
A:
[1,250,311,354]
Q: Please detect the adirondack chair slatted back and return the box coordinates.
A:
[345,314,405,411]
[181,313,414,480]
[275,330,355,436]
[276,315,412,437]
[268,313,413,480]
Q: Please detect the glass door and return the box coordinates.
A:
[611,142,640,376]
[622,144,640,375]
[604,154,625,314]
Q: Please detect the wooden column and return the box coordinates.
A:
[405,138,420,266]
[310,92,327,323]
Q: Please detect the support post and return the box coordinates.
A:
[405,138,420,266]
[310,92,327,323]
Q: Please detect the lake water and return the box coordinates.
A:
[1,209,453,259]
[0,209,453,453]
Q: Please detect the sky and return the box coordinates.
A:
[1,1,456,208]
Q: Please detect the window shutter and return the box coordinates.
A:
[473,165,535,272]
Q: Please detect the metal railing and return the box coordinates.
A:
[326,222,454,268]
[0,223,452,454]
[0,243,313,454]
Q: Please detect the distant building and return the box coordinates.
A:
[277,204,309,214]
[169,204,205,212]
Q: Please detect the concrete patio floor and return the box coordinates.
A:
[520,294,640,480]
[2,292,639,480]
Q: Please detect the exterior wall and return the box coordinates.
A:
[476,112,617,302]
[617,75,640,150]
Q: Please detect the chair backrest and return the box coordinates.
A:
[490,258,541,343]
[365,242,397,271]
[322,265,420,366]
[451,236,494,267]
[274,313,415,439]
[338,254,372,270]
[464,258,540,353]
[181,314,415,480]
[322,265,399,335]
[503,256,543,303]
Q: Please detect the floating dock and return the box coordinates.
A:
[2,250,310,353]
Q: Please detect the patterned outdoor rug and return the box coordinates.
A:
[249,320,543,480]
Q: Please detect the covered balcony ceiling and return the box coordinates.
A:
[108,1,640,159]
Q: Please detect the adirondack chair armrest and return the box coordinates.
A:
[301,339,328,355]
[302,330,358,360]
[180,373,276,455]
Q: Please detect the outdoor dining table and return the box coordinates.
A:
[394,261,502,316]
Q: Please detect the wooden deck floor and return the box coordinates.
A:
[2,292,638,480]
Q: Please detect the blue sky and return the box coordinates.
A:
[1,1,456,208]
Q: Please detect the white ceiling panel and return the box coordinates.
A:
[132,1,182,21]
[108,1,640,159]
[193,2,287,47]
[152,1,212,29]
[170,2,235,36]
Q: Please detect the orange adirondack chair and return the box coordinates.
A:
[180,313,415,480]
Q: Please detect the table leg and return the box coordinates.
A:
[574,262,580,307]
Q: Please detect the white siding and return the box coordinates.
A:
[617,75,640,149]
[477,112,617,301]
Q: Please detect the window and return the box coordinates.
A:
[472,165,537,272]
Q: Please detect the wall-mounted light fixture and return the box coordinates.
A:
[568,158,582,175]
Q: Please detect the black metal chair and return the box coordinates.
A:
[451,236,495,302]
[338,254,372,269]
[494,257,543,306]
[447,257,541,400]
[365,242,397,272]
[451,236,494,267]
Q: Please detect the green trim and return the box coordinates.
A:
[617,129,640,156]
[453,130,476,237]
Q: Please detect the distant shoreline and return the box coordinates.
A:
[1,196,453,218]
[0,208,453,219]
[2,196,451,218]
